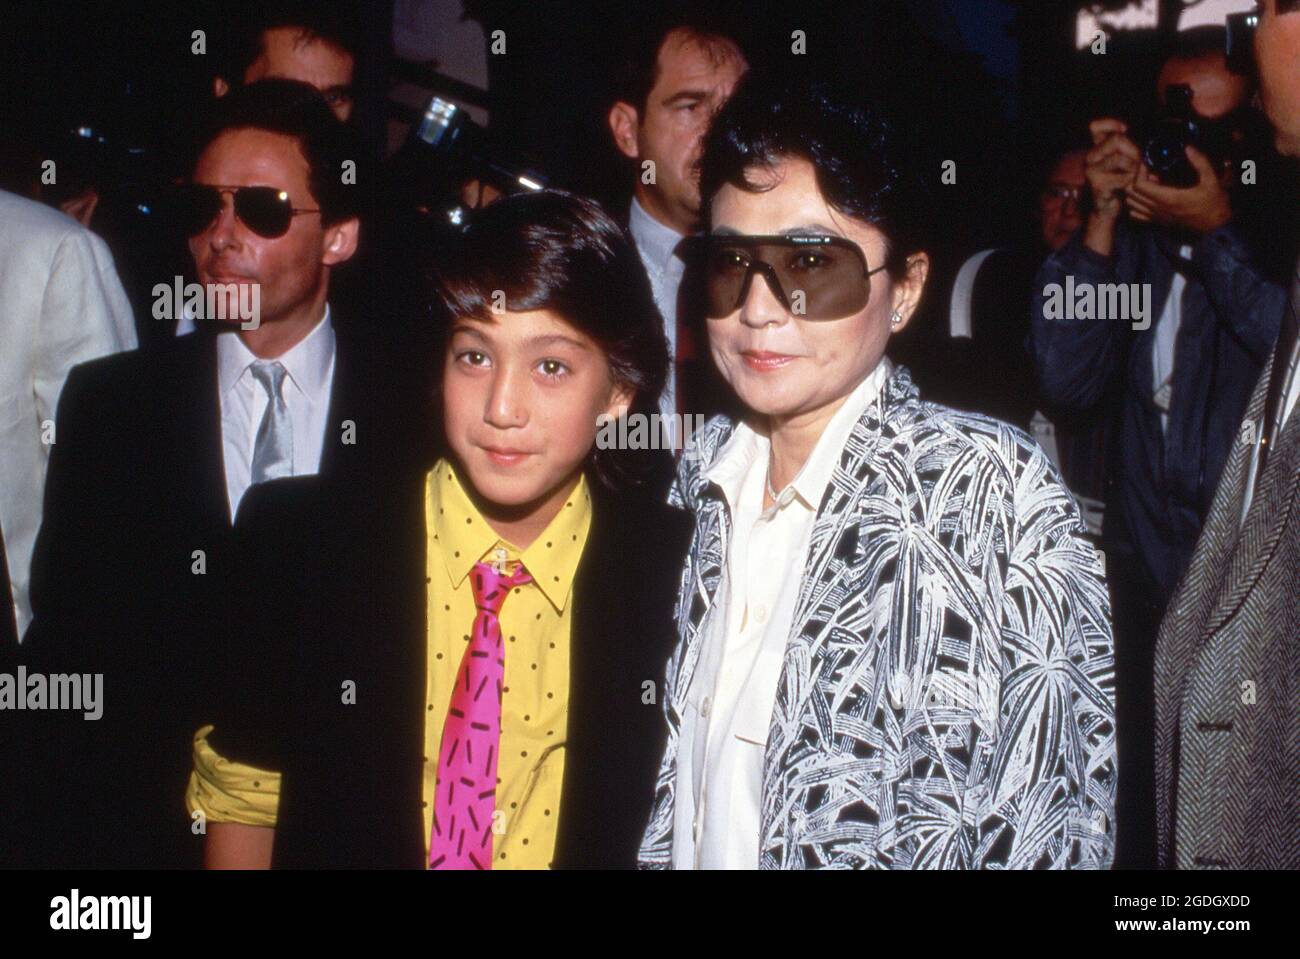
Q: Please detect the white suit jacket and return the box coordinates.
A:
[0,189,136,640]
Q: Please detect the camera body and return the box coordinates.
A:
[405,96,548,228]
[47,121,170,234]
[1140,84,1230,188]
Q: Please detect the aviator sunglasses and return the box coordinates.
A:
[681,233,887,320]
[172,183,320,239]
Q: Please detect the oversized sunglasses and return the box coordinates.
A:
[172,184,320,239]
[682,234,886,320]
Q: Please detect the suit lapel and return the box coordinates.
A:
[1152,356,1266,862]
[551,481,692,867]
[551,490,611,867]
[318,328,353,476]
[0,515,15,648]
[764,377,893,849]
[349,469,428,867]
[1202,355,1300,641]
[672,490,728,720]
[786,396,892,640]
[182,335,233,527]
[395,474,430,866]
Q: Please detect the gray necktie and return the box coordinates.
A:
[249,360,293,484]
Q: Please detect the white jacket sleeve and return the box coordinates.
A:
[4,220,137,639]
[33,228,137,432]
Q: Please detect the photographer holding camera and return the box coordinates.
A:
[1030,25,1288,869]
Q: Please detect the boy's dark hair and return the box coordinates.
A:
[611,7,747,116]
[220,1,360,86]
[431,189,670,490]
[698,69,931,279]
[193,78,362,226]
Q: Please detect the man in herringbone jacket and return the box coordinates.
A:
[1152,0,1300,870]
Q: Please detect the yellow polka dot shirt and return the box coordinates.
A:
[187,458,591,869]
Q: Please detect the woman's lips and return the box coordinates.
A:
[741,350,798,371]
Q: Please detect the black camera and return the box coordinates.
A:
[1141,84,1231,188]
[402,96,548,229]
[46,119,171,234]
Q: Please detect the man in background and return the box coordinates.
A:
[213,2,360,122]
[607,12,747,445]
[19,80,379,868]
[0,187,135,864]
[1153,0,1300,870]
[1030,25,1287,868]
[0,188,136,649]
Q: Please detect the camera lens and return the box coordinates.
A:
[1144,133,1184,176]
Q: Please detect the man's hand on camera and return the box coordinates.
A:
[1084,118,1140,255]
[1125,145,1232,235]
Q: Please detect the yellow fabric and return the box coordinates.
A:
[186,724,280,827]
[186,458,590,870]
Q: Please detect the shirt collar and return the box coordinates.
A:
[704,357,892,514]
[429,458,593,612]
[702,420,766,513]
[629,196,686,276]
[216,303,335,401]
[787,357,891,507]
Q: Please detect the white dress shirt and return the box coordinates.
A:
[1152,246,1192,435]
[629,196,687,447]
[218,305,335,519]
[0,190,136,640]
[671,359,892,869]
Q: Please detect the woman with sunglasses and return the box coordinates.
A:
[640,71,1117,870]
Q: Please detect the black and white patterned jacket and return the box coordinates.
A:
[639,365,1117,869]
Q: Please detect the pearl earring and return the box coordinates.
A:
[890,310,902,327]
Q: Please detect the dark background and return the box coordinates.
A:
[0,0,1216,228]
[2,0,1290,371]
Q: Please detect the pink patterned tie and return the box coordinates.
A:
[428,559,532,869]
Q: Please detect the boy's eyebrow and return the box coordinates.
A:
[449,323,490,340]
[526,333,592,352]
[449,325,592,352]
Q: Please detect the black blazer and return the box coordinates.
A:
[17,326,402,868]
[212,460,691,869]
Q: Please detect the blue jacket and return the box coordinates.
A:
[1031,222,1284,601]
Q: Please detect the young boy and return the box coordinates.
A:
[188,190,690,868]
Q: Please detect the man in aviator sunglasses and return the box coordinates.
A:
[22,79,379,869]
[174,184,320,241]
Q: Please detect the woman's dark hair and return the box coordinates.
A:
[698,70,931,279]
[194,78,362,226]
[430,189,670,490]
